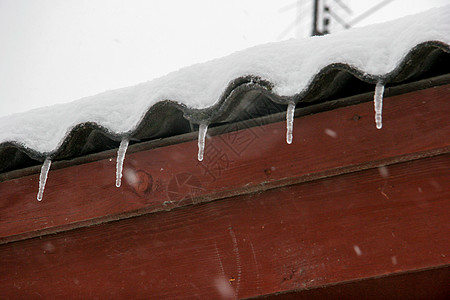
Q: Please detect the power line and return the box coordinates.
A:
[333,0,352,14]
[326,6,350,29]
[347,0,396,27]
[278,0,311,40]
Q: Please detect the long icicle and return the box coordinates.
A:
[374,82,385,129]
[286,102,296,144]
[115,137,129,187]
[198,123,208,161]
[37,158,52,201]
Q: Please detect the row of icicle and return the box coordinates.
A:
[36,82,385,201]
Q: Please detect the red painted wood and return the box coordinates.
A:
[0,155,449,298]
[0,85,449,242]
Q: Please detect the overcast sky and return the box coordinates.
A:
[0,0,448,117]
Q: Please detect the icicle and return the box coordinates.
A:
[37,158,52,201]
[374,82,385,129]
[115,138,129,188]
[197,123,208,161]
[286,102,296,144]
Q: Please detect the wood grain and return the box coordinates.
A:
[0,155,449,298]
[0,85,449,243]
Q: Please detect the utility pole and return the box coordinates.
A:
[312,0,321,36]
[281,0,357,39]
[312,0,331,36]
[282,0,394,39]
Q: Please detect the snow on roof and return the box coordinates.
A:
[1,6,449,158]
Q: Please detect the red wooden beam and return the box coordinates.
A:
[0,84,449,243]
[0,155,448,298]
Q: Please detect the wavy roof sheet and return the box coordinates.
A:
[0,6,449,174]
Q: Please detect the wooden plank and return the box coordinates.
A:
[0,155,449,298]
[0,85,449,243]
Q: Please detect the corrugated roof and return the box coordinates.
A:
[0,7,449,175]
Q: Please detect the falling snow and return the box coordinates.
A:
[37,158,52,201]
[197,124,208,161]
[374,82,385,129]
[286,102,295,144]
[378,165,390,178]
[324,128,337,138]
[391,256,398,265]
[116,138,129,187]
[353,245,362,256]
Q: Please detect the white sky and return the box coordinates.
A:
[0,0,448,117]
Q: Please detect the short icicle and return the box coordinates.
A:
[197,123,208,161]
[374,82,385,129]
[37,158,52,201]
[286,102,296,144]
[115,137,129,187]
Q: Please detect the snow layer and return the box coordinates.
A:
[0,6,449,155]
